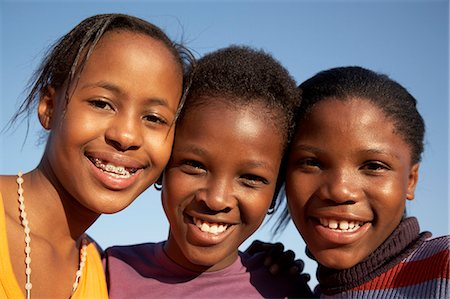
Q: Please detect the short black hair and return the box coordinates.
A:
[179,45,300,214]
[298,66,425,163]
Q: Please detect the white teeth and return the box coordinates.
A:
[328,219,338,229]
[319,218,363,232]
[210,225,218,234]
[93,158,132,178]
[201,223,210,232]
[339,220,349,230]
[194,217,228,235]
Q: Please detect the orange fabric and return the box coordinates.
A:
[0,193,108,298]
[354,249,450,290]
[0,192,23,299]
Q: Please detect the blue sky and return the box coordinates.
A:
[1,0,448,288]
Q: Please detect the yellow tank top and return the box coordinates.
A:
[0,193,108,298]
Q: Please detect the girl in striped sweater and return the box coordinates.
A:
[285,66,449,298]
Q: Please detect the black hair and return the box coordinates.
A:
[276,66,425,231]
[178,45,300,214]
[297,66,425,163]
[8,13,194,134]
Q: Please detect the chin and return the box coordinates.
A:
[314,250,362,270]
[90,197,133,215]
[186,250,220,266]
[185,248,233,271]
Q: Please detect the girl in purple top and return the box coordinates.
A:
[104,46,313,298]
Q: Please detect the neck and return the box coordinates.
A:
[163,233,239,273]
[24,161,100,243]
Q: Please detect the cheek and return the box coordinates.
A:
[161,183,181,226]
[47,119,92,158]
[162,170,191,209]
[49,106,101,146]
[241,190,275,227]
[285,172,311,226]
[370,178,407,216]
[286,172,308,205]
[144,130,175,169]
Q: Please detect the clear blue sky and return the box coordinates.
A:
[1,0,448,289]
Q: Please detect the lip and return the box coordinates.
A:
[183,213,238,246]
[85,151,147,190]
[310,216,371,245]
[86,151,147,169]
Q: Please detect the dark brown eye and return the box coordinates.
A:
[89,99,113,110]
[181,160,206,175]
[362,161,390,172]
[240,174,269,188]
[296,158,322,172]
[144,114,167,125]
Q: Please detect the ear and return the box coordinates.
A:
[38,86,56,130]
[406,163,420,201]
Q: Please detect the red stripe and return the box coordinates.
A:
[354,250,450,290]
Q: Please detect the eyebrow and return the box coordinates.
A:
[242,160,274,171]
[81,81,169,107]
[177,145,207,157]
[362,148,400,159]
[176,145,276,171]
[293,144,400,159]
[291,144,325,154]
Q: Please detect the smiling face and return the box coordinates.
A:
[286,98,419,269]
[38,30,183,214]
[162,99,284,272]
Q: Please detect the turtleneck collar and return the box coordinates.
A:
[313,217,431,295]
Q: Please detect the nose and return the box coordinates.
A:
[322,169,360,204]
[197,176,235,213]
[105,112,143,151]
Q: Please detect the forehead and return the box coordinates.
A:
[69,30,181,86]
[185,97,286,134]
[92,30,178,66]
[303,97,388,127]
[178,99,285,147]
[295,98,413,159]
[304,97,384,122]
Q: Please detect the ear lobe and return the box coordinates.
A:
[406,163,420,201]
[38,86,56,130]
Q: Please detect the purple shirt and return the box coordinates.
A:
[104,241,306,298]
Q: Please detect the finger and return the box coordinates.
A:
[264,255,273,267]
[273,249,296,274]
[288,260,305,275]
[269,263,280,275]
[299,273,311,282]
[263,242,285,266]
[244,240,265,255]
[267,249,296,275]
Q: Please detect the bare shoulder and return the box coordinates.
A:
[0,174,25,248]
[0,174,20,213]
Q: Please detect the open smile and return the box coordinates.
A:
[193,217,230,235]
[85,153,146,190]
[88,157,139,178]
[310,216,372,245]
[318,218,366,233]
[183,213,238,246]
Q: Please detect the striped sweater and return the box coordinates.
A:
[314,217,450,298]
